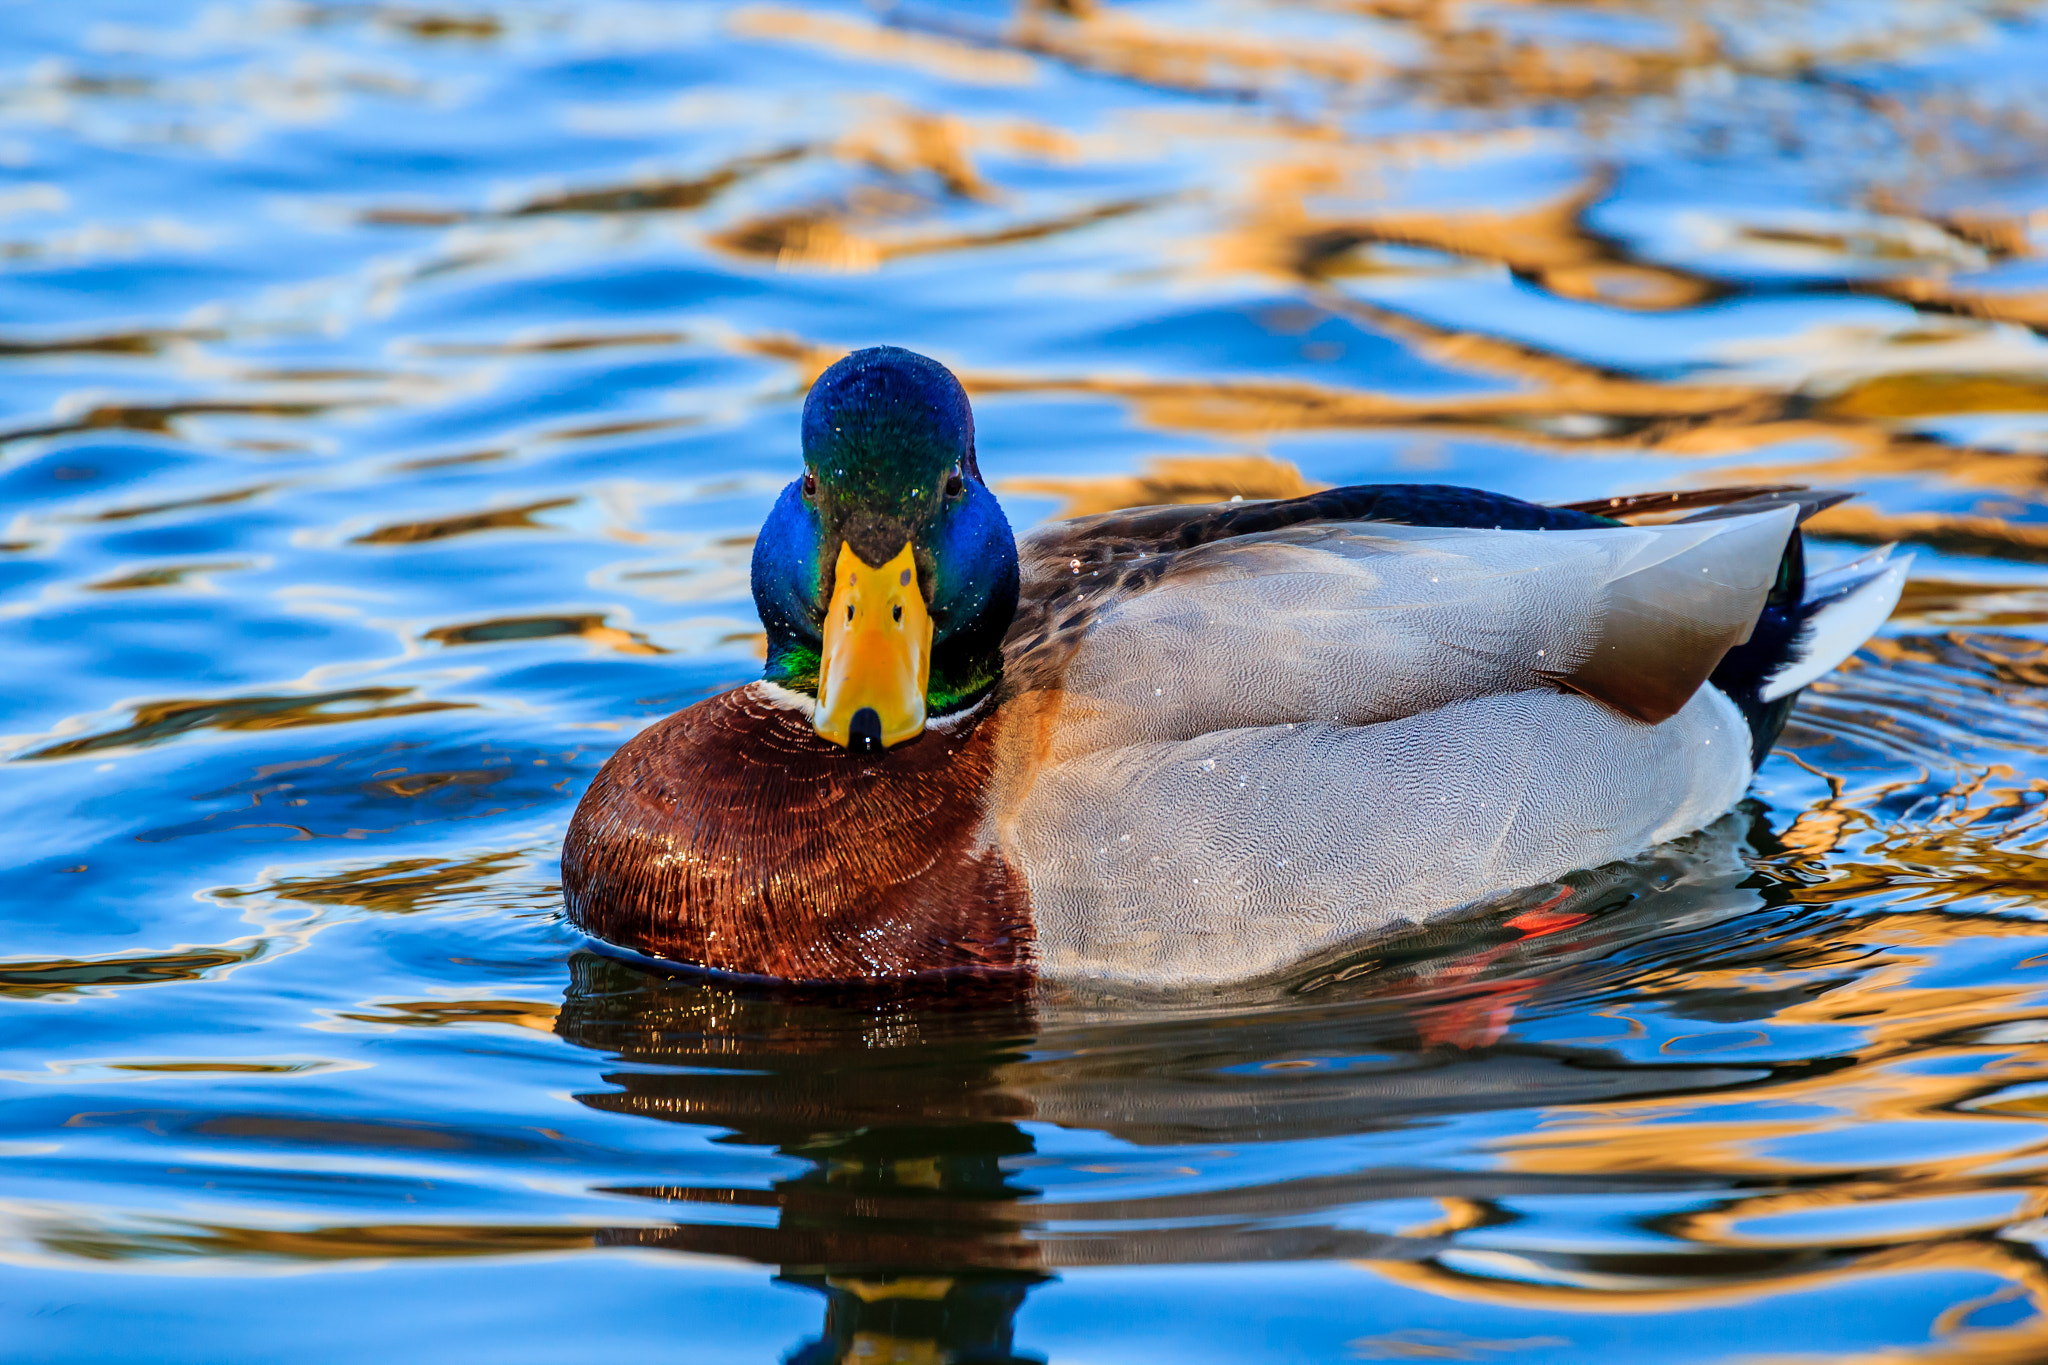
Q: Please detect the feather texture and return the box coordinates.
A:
[1010,506,1794,759]
[977,503,1799,984]
[1005,687,1751,986]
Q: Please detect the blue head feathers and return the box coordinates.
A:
[751,346,1019,717]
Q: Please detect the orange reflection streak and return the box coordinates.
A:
[1805,507,2048,565]
[332,998,560,1031]
[1005,5,1383,94]
[351,497,577,546]
[1363,1240,2048,1324]
[216,850,531,915]
[422,613,666,656]
[999,454,1324,519]
[32,1218,601,1263]
[729,7,1041,86]
[1223,169,1717,312]
[0,945,263,1000]
[16,688,474,761]
[710,192,1161,271]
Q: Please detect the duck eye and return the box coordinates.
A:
[802,470,817,499]
[944,466,963,498]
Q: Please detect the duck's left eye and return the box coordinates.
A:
[802,470,817,499]
[944,466,963,498]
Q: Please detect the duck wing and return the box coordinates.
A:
[1008,499,1796,759]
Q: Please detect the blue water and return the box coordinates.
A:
[8,1,2048,1359]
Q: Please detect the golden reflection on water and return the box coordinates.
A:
[585,0,2048,595]
[20,688,474,761]
[0,945,263,1000]
[218,850,534,914]
[1000,453,1324,517]
[422,612,665,655]
[350,497,577,546]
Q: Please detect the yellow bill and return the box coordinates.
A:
[815,540,933,752]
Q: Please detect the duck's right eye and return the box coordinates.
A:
[802,471,817,499]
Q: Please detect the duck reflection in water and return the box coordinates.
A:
[558,954,1047,1364]
[552,811,1827,1362]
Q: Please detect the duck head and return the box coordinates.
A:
[752,346,1020,753]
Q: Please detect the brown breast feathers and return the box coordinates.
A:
[561,685,1032,982]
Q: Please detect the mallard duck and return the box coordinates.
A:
[563,346,1907,988]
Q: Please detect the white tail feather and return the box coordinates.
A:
[1760,552,1910,701]
[1804,542,1898,597]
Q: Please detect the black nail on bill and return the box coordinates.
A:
[848,707,883,754]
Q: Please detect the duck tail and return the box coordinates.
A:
[1761,544,1912,701]
[1686,492,1909,765]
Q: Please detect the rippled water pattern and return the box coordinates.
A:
[8,1,2048,1359]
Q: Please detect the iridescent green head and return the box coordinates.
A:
[751,347,1019,752]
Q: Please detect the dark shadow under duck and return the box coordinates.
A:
[562,346,1907,988]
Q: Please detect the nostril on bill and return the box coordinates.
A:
[849,707,883,754]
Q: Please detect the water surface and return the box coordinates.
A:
[7,1,2048,1359]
